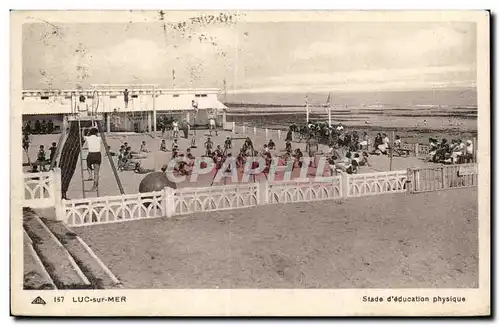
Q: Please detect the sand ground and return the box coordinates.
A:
[24,128,436,199]
[75,187,478,289]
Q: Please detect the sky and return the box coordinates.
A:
[22,20,477,93]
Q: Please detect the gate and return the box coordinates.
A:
[409,163,478,193]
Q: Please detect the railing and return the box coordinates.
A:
[347,170,408,197]
[174,183,259,216]
[63,189,171,226]
[23,164,478,226]
[410,163,478,193]
[23,170,61,209]
[267,177,342,204]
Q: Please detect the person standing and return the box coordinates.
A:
[84,128,102,192]
[124,88,129,109]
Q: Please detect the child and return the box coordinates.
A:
[268,139,276,150]
[224,137,232,150]
[160,139,167,152]
[140,140,150,153]
[204,137,214,156]
[49,142,57,164]
[172,139,178,151]
[134,162,155,174]
[37,145,47,171]
[117,148,126,171]
[285,141,292,154]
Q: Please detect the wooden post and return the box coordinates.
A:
[152,85,157,134]
[389,130,395,171]
[242,125,246,134]
[147,111,152,133]
[253,127,257,135]
[232,122,235,134]
[106,113,111,132]
[473,137,477,163]
[265,128,269,139]
[415,143,419,157]
[278,130,281,140]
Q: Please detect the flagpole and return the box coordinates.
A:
[328,105,332,127]
[305,94,309,124]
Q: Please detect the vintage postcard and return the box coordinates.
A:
[10,10,490,316]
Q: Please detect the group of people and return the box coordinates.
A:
[23,120,56,135]
[427,138,474,164]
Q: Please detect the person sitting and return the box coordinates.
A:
[359,132,370,150]
[134,162,154,174]
[293,148,303,168]
[40,120,47,134]
[214,145,223,157]
[462,140,474,163]
[358,151,371,167]
[268,139,276,150]
[186,148,195,161]
[172,139,179,151]
[34,120,41,134]
[140,140,150,153]
[224,137,232,150]
[47,120,54,134]
[160,139,168,152]
[394,135,402,148]
[451,139,466,164]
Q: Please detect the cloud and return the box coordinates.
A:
[291,25,469,67]
[233,65,476,93]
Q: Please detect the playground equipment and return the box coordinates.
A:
[60,89,124,198]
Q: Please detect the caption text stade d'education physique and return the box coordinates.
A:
[363,296,466,304]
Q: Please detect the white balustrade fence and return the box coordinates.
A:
[347,170,409,197]
[267,177,342,204]
[23,169,61,209]
[63,189,171,226]
[174,183,259,216]
[22,164,477,226]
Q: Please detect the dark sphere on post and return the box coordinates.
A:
[139,172,177,193]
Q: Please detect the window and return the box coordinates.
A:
[110,95,117,99]
[195,94,208,97]
[132,94,138,98]
[173,94,180,98]
[65,96,72,99]
[41,96,49,100]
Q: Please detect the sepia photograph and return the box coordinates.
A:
[10,10,490,316]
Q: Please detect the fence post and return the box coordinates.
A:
[415,143,419,157]
[339,171,349,199]
[278,130,281,140]
[242,125,246,134]
[164,187,175,218]
[232,122,235,134]
[406,168,412,194]
[258,180,269,205]
[52,168,64,221]
[441,166,446,190]
[253,127,257,135]
[265,128,269,139]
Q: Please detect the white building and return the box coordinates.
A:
[22,85,228,133]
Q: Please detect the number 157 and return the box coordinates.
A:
[54,296,64,303]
